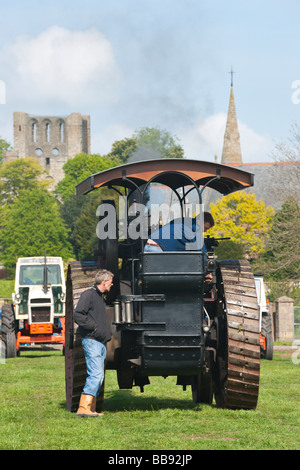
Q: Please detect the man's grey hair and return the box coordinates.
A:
[95,269,114,285]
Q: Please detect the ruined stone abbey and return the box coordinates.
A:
[4,111,90,186]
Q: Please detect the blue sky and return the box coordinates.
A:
[0,0,300,163]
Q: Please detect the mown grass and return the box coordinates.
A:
[0,279,14,300]
[0,348,299,450]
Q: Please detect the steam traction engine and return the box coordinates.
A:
[65,159,260,412]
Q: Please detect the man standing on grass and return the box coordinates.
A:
[74,269,113,417]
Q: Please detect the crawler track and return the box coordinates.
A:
[214,260,260,410]
[65,261,105,413]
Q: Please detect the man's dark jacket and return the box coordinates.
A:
[73,285,111,344]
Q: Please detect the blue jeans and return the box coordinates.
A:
[81,338,106,397]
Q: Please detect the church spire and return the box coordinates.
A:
[221,70,243,166]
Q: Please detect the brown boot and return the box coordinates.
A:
[91,396,104,416]
[76,394,101,417]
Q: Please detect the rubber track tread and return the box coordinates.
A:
[220,260,260,409]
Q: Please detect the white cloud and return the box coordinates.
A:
[1,26,120,107]
[180,113,274,164]
[238,121,275,163]
[180,113,226,162]
[0,26,275,165]
[92,123,134,155]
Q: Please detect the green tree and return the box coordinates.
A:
[107,127,184,163]
[55,153,119,201]
[214,240,244,260]
[133,127,184,160]
[0,137,12,164]
[108,138,137,164]
[72,193,102,261]
[55,153,119,258]
[255,197,300,279]
[60,187,119,261]
[208,190,274,258]
[0,157,49,206]
[0,188,74,270]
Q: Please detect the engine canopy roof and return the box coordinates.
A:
[76,159,253,196]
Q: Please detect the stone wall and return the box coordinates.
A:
[271,296,295,342]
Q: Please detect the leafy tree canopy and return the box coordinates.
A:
[133,127,184,160]
[107,127,184,163]
[72,193,103,261]
[0,157,49,206]
[108,138,137,164]
[214,240,244,260]
[55,153,119,201]
[254,197,300,280]
[208,190,274,258]
[0,188,74,270]
[0,136,12,164]
[60,187,118,261]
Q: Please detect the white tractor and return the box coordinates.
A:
[1,254,66,357]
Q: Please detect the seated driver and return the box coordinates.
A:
[144,212,214,284]
[145,211,214,252]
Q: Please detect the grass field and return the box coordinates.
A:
[0,347,299,451]
[0,279,14,300]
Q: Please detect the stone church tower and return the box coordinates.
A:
[221,82,242,166]
[3,111,91,186]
